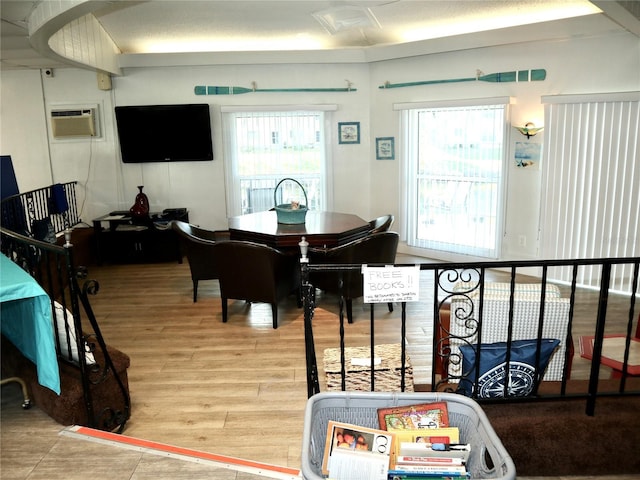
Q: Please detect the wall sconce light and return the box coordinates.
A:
[514,122,543,139]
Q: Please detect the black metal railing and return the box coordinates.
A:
[1,226,130,432]
[1,181,81,237]
[301,256,640,416]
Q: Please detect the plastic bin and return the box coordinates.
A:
[301,391,515,480]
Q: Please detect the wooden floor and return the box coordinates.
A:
[1,254,637,479]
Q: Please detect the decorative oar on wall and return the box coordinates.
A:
[379,69,546,89]
[194,80,356,95]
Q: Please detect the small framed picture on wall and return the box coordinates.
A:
[375,137,395,160]
[338,122,360,144]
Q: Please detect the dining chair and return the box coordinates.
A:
[308,231,399,323]
[368,214,394,234]
[171,220,230,302]
[212,240,300,329]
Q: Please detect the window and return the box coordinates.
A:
[399,99,509,258]
[223,108,334,216]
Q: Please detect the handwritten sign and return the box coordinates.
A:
[362,265,420,303]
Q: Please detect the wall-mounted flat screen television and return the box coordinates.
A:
[115,103,213,163]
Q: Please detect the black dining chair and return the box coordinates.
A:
[171,220,230,302]
[212,240,300,329]
[368,214,394,234]
[308,231,399,323]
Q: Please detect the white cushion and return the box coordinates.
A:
[53,301,96,365]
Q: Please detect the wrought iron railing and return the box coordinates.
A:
[0,226,130,432]
[1,181,81,237]
[301,256,640,416]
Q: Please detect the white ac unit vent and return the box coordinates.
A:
[51,108,98,138]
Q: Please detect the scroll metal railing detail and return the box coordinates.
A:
[0,226,130,432]
[301,257,640,416]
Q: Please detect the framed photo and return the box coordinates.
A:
[338,122,360,144]
[514,141,541,169]
[376,137,395,160]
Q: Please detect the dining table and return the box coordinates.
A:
[228,210,371,250]
[0,253,60,394]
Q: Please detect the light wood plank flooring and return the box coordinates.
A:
[1,254,636,479]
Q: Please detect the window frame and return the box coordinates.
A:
[396,97,512,260]
[221,105,337,217]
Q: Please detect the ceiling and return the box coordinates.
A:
[1,0,639,72]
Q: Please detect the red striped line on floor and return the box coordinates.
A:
[61,425,302,479]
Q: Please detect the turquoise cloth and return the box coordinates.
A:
[0,253,60,394]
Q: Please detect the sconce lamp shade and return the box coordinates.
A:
[515,122,543,139]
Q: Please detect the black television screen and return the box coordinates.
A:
[115,103,213,163]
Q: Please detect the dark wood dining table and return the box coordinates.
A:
[228,210,370,249]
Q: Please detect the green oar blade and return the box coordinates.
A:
[530,69,546,81]
[193,86,253,95]
[478,69,546,83]
[195,85,355,95]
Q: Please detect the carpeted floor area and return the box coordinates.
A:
[482,395,640,476]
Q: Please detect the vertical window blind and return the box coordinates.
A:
[540,93,640,292]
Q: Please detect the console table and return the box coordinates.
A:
[92,209,188,264]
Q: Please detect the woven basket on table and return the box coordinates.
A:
[323,343,414,392]
[273,177,308,224]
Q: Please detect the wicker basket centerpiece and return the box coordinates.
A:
[273,177,308,224]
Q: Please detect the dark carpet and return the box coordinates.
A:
[482,395,640,476]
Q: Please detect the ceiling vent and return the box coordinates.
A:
[312,6,381,35]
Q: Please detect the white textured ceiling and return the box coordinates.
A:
[1,0,638,71]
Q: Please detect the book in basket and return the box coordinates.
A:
[322,420,396,479]
[378,402,449,430]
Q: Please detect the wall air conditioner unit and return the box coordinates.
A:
[50,108,98,138]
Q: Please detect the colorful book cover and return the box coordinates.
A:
[378,402,449,431]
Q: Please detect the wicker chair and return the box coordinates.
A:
[171,220,230,302]
[212,240,300,329]
[308,231,399,323]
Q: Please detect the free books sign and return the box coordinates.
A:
[362,265,420,303]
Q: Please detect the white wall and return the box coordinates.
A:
[1,30,638,260]
[0,70,52,192]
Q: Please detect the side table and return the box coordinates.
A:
[92,209,188,264]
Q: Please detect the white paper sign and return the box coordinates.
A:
[362,265,420,303]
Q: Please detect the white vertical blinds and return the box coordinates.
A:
[540,93,640,292]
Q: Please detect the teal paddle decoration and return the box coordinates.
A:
[195,81,356,95]
[379,69,546,89]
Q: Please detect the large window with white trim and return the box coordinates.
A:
[222,108,333,217]
[399,99,509,258]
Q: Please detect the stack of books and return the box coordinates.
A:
[321,401,473,479]
[379,401,470,479]
[388,441,470,479]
